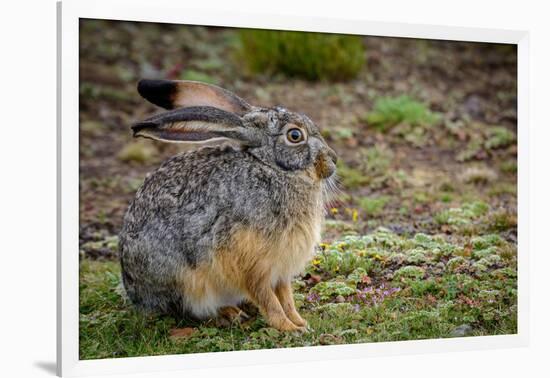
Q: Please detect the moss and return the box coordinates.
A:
[406,248,430,264]
[310,281,356,300]
[471,234,505,249]
[394,266,425,280]
[435,201,489,229]
[80,227,517,359]
[446,256,468,273]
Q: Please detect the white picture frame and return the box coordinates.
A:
[58,0,529,376]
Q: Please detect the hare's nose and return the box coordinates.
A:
[326,147,338,164]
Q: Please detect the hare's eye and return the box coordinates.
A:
[286,128,304,143]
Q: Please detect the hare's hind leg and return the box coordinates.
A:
[274,281,307,327]
[215,306,250,327]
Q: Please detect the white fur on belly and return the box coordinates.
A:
[185,290,246,319]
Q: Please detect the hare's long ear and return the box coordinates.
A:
[132,106,258,145]
[137,79,252,115]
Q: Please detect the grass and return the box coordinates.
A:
[80,222,517,359]
[363,96,440,132]
[336,144,394,190]
[78,22,518,360]
[357,196,390,217]
[237,30,365,81]
[456,126,517,162]
[180,69,217,84]
[117,141,157,164]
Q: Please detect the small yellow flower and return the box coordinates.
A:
[312,259,321,265]
[319,243,329,250]
[352,209,359,222]
[330,207,339,215]
[373,254,385,262]
[334,266,340,272]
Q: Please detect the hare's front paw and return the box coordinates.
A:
[268,314,307,333]
[287,310,308,328]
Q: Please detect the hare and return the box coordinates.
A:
[119,80,337,332]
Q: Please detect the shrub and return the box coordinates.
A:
[237,29,365,81]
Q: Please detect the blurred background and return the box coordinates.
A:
[78,19,517,358]
[79,19,517,250]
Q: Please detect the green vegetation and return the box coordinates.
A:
[456,126,516,162]
[336,144,393,190]
[358,196,390,217]
[336,161,369,190]
[80,227,517,359]
[435,201,490,234]
[117,142,156,164]
[237,30,365,81]
[484,126,516,150]
[79,20,518,359]
[363,96,440,131]
[180,69,217,84]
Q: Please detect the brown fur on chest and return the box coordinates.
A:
[177,208,323,317]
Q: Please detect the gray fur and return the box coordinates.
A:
[120,86,337,318]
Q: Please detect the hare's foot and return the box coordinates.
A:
[275,281,308,328]
[215,306,250,327]
[267,312,307,333]
[244,279,306,332]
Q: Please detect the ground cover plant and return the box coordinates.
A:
[79,20,517,359]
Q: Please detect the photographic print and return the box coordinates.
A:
[78,18,518,360]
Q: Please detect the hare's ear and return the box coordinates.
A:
[137,79,252,115]
[132,106,258,145]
